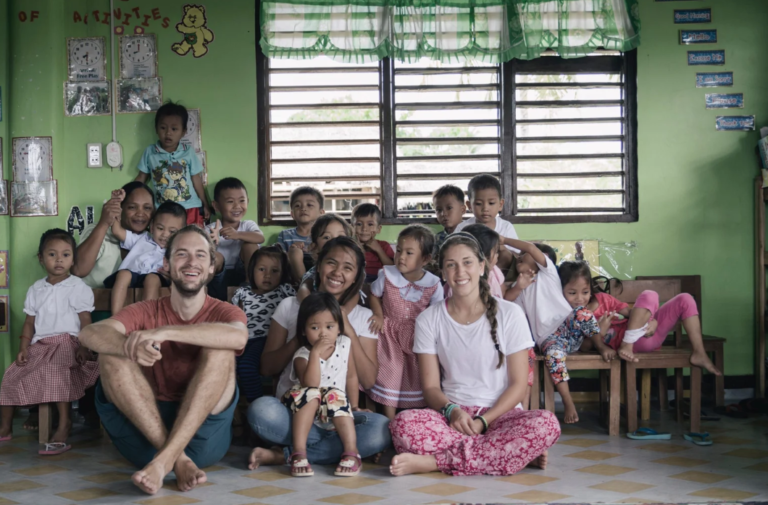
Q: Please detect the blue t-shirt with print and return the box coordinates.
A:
[138,142,203,209]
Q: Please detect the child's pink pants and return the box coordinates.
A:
[623,291,699,352]
[390,406,560,476]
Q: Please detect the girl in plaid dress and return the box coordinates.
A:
[0,229,99,455]
[367,225,444,420]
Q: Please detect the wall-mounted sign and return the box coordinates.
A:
[674,9,711,24]
[688,50,725,65]
[696,72,733,87]
[680,30,717,44]
[715,116,755,131]
[705,93,743,109]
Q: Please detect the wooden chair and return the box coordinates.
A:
[134,287,171,301]
[636,275,726,407]
[92,288,136,312]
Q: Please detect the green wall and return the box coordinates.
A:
[0,0,765,378]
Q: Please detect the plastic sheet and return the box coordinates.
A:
[513,239,637,281]
[64,81,111,117]
[117,78,163,113]
[10,180,58,217]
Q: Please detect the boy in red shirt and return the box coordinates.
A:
[352,203,394,283]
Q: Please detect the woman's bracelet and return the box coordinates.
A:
[442,402,458,421]
[473,415,489,434]
[19,335,31,341]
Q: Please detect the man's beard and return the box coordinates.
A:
[170,271,212,297]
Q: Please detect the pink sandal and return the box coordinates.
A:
[39,442,71,455]
[0,434,12,442]
[334,452,361,477]
[290,452,314,477]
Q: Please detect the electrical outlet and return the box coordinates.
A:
[87,143,102,168]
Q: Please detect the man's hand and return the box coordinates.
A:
[124,329,164,363]
[135,340,163,367]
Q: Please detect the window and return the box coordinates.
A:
[257,50,637,225]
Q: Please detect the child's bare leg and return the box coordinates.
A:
[618,307,652,362]
[290,399,319,475]
[142,274,162,301]
[110,270,133,314]
[332,414,359,475]
[0,406,15,438]
[555,381,579,424]
[23,409,38,431]
[681,316,722,375]
[52,402,72,443]
[382,405,396,421]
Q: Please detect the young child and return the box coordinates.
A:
[298,214,354,288]
[352,203,394,283]
[282,292,360,478]
[231,246,295,402]
[207,177,265,300]
[277,187,325,283]
[432,185,466,255]
[135,101,211,227]
[454,175,519,270]
[103,194,187,315]
[0,229,99,455]
[367,225,444,419]
[560,262,721,376]
[460,224,505,298]
[504,238,588,423]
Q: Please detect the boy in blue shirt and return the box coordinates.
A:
[135,101,212,227]
[276,186,324,282]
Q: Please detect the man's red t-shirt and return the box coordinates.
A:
[112,296,247,402]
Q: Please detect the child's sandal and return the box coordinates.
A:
[334,452,362,477]
[290,452,314,477]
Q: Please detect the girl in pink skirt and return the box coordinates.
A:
[389,233,560,477]
[367,225,444,419]
[0,229,99,455]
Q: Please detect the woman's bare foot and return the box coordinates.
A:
[617,341,638,363]
[132,459,169,495]
[174,454,207,492]
[0,426,11,439]
[527,451,548,470]
[390,453,439,476]
[563,403,579,424]
[690,351,722,376]
[23,412,39,431]
[51,418,72,444]
[248,446,285,470]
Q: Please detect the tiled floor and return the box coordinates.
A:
[0,405,767,505]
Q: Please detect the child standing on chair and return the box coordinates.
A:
[278,187,325,283]
[232,246,296,402]
[352,203,394,284]
[0,229,99,455]
[282,293,360,478]
[454,175,519,271]
[367,225,444,419]
[135,101,211,227]
[103,193,187,314]
[432,185,467,256]
[504,238,594,424]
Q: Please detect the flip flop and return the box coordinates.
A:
[627,427,671,440]
[684,432,713,446]
[0,434,12,442]
[39,442,71,455]
[335,452,362,477]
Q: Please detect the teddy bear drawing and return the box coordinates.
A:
[172,5,214,58]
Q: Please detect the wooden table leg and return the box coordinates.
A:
[658,369,668,411]
[641,369,652,421]
[690,366,701,433]
[626,363,637,434]
[531,360,541,410]
[675,368,684,423]
[609,359,621,436]
[39,404,51,445]
[714,345,725,407]
[544,371,555,413]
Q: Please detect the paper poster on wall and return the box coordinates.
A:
[696,72,733,87]
[688,50,725,65]
[117,77,163,113]
[674,9,711,24]
[67,37,107,82]
[715,115,755,131]
[12,137,53,183]
[67,206,85,236]
[705,93,744,109]
[11,180,58,217]
[0,180,8,216]
[64,81,111,116]
[198,150,207,185]
[172,5,215,58]
[119,34,158,79]
[0,251,8,289]
[181,108,202,152]
[0,296,8,333]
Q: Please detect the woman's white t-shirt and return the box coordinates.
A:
[413,298,533,408]
[272,297,376,399]
[513,256,572,346]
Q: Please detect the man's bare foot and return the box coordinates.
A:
[527,451,548,470]
[23,412,39,431]
[132,459,169,495]
[50,419,72,444]
[563,404,579,424]
[174,454,207,492]
[390,453,439,476]
[690,351,722,376]
[247,446,285,470]
[617,341,638,363]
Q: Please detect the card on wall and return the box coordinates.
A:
[715,115,755,131]
[117,77,163,113]
[11,180,58,217]
[64,81,111,117]
[0,295,8,333]
[696,72,733,87]
[705,93,744,109]
[12,137,53,182]
[198,150,207,185]
[67,37,107,82]
[688,50,725,65]
[0,251,8,289]
[119,34,158,79]
[0,180,8,216]
[181,108,202,152]
[674,9,711,24]
[680,30,717,45]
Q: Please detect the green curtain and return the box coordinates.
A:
[259,0,641,63]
